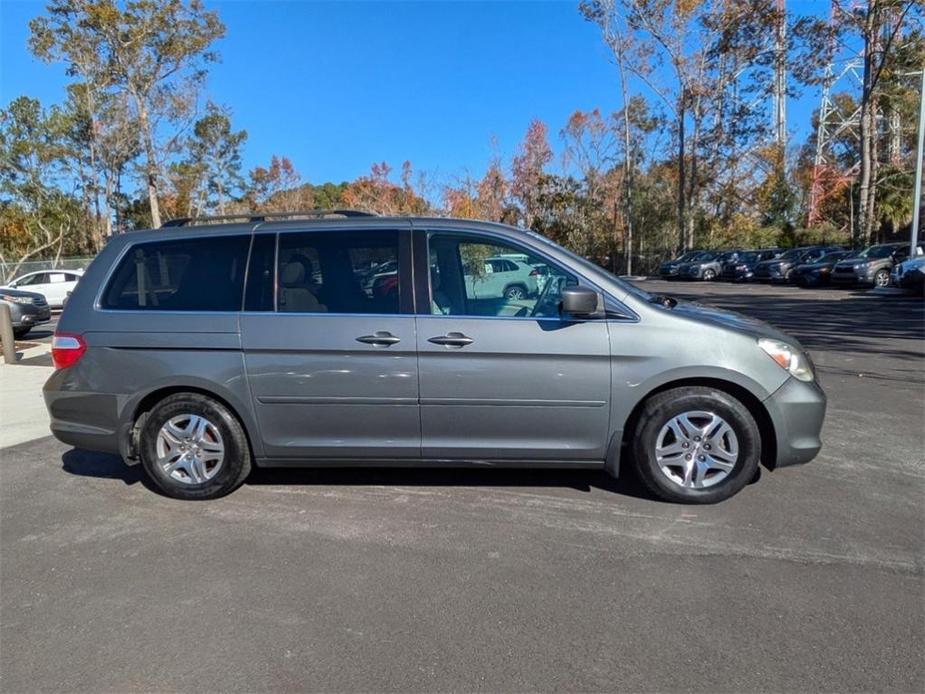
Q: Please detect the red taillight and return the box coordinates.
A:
[51,333,86,369]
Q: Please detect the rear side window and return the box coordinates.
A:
[276,230,400,314]
[103,236,250,311]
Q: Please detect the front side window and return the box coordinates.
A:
[102,235,250,311]
[428,233,575,318]
[277,230,400,314]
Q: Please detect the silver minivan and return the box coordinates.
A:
[44,212,826,503]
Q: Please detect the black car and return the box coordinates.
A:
[753,246,840,283]
[791,250,855,287]
[720,248,783,282]
[658,251,708,279]
[831,242,924,288]
[0,287,52,338]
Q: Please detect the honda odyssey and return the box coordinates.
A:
[44,211,826,503]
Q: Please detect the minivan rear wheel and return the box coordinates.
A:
[632,387,760,504]
[138,393,251,500]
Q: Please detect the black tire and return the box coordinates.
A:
[504,284,528,300]
[12,327,31,339]
[874,269,890,288]
[138,392,251,500]
[702,269,716,281]
[632,386,761,504]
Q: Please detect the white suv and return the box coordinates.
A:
[465,257,539,300]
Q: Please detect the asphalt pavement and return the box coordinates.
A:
[1,281,922,692]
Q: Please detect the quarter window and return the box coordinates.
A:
[428,233,574,318]
[276,231,400,314]
[102,236,250,311]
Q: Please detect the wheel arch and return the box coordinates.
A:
[614,376,777,476]
[124,383,260,463]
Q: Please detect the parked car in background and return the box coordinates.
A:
[890,255,925,295]
[753,246,838,283]
[658,251,707,279]
[831,242,923,288]
[0,288,51,338]
[1,269,84,308]
[44,212,826,504]
[720,249,783,282]
[679,250,740,281]
[791,250,855,287]
[464,256,538,300]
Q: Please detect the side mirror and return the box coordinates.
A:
[560,286,600,317]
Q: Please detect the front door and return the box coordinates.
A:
[416,231,611,462]
[241,227,420,460]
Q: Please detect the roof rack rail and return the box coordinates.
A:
[160,209,378,228]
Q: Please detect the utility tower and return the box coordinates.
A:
[807,0,905,227]
[807,0,864,227]
[773,0,787,147]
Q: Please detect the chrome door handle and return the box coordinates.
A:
[356,331,401,346]
[428,332,474,347]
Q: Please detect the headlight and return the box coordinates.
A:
[758,338,814,382]
[0,294,34,304]
[853,262,866,269]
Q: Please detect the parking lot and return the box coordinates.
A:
[1,280,923,692]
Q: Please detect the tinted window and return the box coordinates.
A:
[429,233,575,318]
[103,235,250,311]
[277,230,400,314]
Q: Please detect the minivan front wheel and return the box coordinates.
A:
[139,393,251,500]
[633,387,760,504]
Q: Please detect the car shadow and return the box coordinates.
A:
[61,448,152,489]
[60,447,657,501]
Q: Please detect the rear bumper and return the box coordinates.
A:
[43,370,123,455]
[764,376,826,468]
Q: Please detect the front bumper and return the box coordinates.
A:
[9,304,51,329]
[721,268,753,281]
[831,268,871,285]
[753,266,782,282]
[763,376,826,468]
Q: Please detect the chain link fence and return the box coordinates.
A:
[1,257,95,285]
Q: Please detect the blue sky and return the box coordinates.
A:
[0,0,823,187]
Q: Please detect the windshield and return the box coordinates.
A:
[857,244,895,259]
[675,251,698,262]
[738,252,758,263]
[719,251,739,261]
[780,248,806,260]
[818,251,849,264]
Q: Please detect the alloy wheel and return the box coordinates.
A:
[155,414,225,485]
[654,410,739,489]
